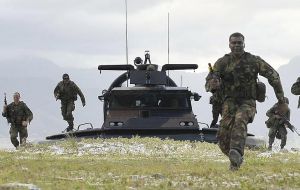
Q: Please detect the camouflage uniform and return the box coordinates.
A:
[54,79,85,131]
[291,77,300,108]
[2,101,33,148]
[265,103,290,149]
[209,90,223,128]
[212,52,284,159]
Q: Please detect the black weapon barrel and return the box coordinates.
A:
[98,65,134,71]
[4,93,7,106]
[161,64,198,71]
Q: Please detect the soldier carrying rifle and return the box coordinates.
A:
[205,63,223,128]
[265,97,291,150]
[2,92,33,149]
[205,32,287,170]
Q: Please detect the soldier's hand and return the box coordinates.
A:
[54,93,60,100]
[22,120,28,127]
[206,78,221,93]
[82,102,86,107]
[2,105,7,112]
[277,97,286,104]
[274,115,281,119]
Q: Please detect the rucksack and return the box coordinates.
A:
[256,81,266,102]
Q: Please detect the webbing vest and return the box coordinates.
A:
[222,53,259,100]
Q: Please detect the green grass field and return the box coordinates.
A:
[0,137,299,190]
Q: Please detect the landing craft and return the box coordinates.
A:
[46,52,265,148]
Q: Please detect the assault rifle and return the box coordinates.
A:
[3,93,8,124]
[206,63,221,93]
[279,115,300,136]
[208,63,213,73]
[4,93,7,106]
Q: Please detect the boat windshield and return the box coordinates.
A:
[109,91,191,109]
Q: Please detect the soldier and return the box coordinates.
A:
[291,77,300,108]
[2,92,33,148]
[209,91,223,128]
[206,63,223,128]
[206,32,287,170]
[54,73,86,132]
[265,98,290,150]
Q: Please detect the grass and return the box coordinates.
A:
[0,137,299,190]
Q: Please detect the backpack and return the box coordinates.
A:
[256,81,266,102]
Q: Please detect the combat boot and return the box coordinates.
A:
[229,163,239,171]
[280,145,288,152]
[268,145,272,151]
[229,149,243,171]
[268,138,274,150]
[66,126,73,132]
[66,121,74,132]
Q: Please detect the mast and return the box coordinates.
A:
[167,12,170,78]
[125,0,129,87]
[125,0,128,66]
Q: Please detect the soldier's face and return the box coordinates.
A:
[229,36,245,56]
[63,78,70,84]
[13,94,20,103]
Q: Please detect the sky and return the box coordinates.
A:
[0,0,300,71]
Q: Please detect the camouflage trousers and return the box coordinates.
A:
[61,101,75,125]
[268,124,287,148]
[9,124,28,148]
[212,103,222,125]
[217,98,256,156]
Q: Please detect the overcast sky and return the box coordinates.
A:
[0,0,299,71]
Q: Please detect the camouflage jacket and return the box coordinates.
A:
[266,103,290,127]
[2,101,33,125]
[213,52,284,101]
[54,81,85,103]
[209,90,224,106]
[291,77,300,108]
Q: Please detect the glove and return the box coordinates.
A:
[82,102,86,107]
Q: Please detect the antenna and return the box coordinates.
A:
[167,12,170,77]
[125,0,129,87]
[180,75,182,87]
[125,0,128,65]
[167,12,170,86]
